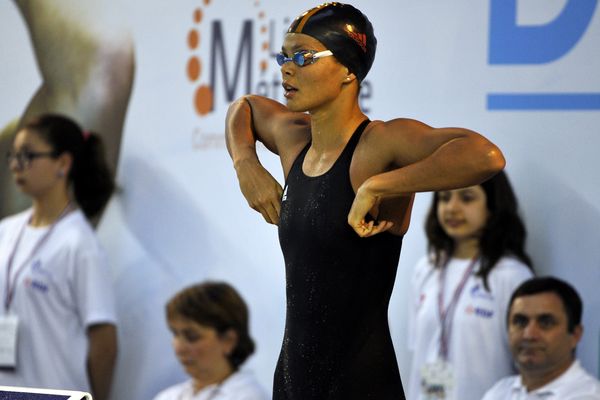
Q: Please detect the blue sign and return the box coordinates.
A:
[488,0,599,110]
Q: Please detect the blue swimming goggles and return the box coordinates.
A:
[276,50,334,67]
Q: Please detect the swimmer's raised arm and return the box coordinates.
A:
[225,95,310,225]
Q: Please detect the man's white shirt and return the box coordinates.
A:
[482,360,600,400]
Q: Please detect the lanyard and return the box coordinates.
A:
[3,203,72,313]
[437,256,478,360]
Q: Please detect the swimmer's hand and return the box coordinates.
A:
[235,158,283,225]
[348,186,394,237]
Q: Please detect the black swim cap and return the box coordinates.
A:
[287,2,377,82]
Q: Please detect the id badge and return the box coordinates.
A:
[0,314,19,369]
[420,359,454,399]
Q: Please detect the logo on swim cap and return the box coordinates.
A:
[344,24,367,53]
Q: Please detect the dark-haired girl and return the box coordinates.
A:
[407,171,534,400]
[0,114,117,400]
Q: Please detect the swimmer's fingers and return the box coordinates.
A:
[352,219,394,238]
[255,198,282,225]
[365,220,394,237]
[247,185,282,225]
[348,189,376,231]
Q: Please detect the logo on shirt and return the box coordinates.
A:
[24,277,49,293]
[465,305,494,318]
[470,283,494,301]
[31,260,52,278]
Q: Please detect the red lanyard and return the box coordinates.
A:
[3,204,72,313]
[437,256,478,360]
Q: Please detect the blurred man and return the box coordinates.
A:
[482,277,600,400]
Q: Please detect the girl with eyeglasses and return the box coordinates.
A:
[0,114,117,400]
[225,3,505,399]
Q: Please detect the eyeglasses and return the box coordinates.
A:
[276,50,334,67]
[6,150,58,169]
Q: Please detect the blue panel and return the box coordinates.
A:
[487,93,600,110]
[489,0,597,64]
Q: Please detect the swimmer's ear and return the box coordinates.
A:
[343,72,357,84]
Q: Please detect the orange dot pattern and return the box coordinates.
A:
[188,6,213,116]
[188,30,199,49]
[195,85,213,116]
[187,57,201,81]
[193,9,203,23]
[188,1,272,116]
[257,2,269,75]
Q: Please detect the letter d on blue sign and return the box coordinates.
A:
[489,0,597,64]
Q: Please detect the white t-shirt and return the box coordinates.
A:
[0,208,117,392]
[482,360,600,400]
[152,369,270,400]
[407,255,533,400]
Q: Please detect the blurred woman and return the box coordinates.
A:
[0,114,117,400]
[153,281,268,400]
[407,171,534,400]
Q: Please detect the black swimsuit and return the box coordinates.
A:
[275,120,406,399]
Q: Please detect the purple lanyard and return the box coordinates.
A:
[3,204,72,313]
[437,256,478,360]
